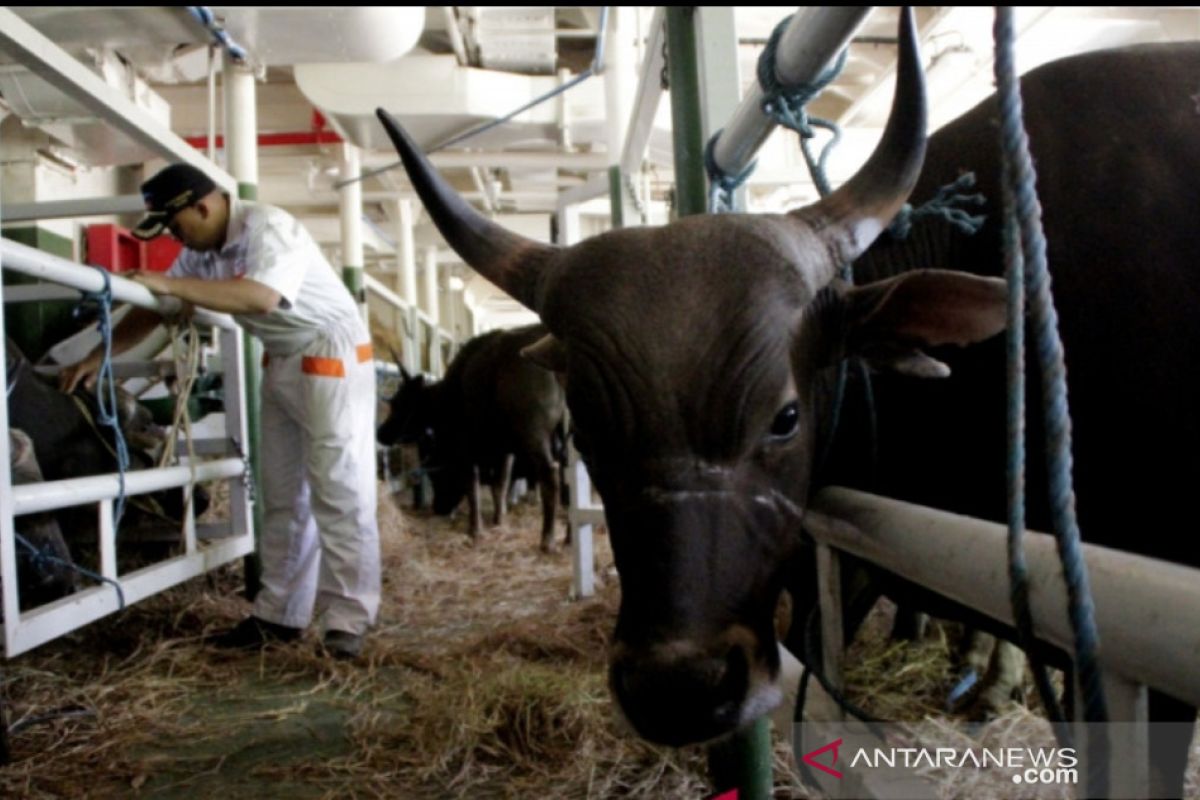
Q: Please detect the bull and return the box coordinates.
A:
[377,324,567,552]
[8,429,77,609]
[813,41,1200,796]
[5,335,204,559]
[375,8,1015,747]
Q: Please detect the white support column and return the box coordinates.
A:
[422,245,441,374]
[395,199,418,305]
[223,53,258,192]
[339,142,367,322]
[395,198,419,373]
[604,6,638,227]
[0,279,19,653]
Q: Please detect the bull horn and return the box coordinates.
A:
[789,6,927,285]
[375,109,558,312]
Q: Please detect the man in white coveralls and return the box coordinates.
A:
[60,163,381,660]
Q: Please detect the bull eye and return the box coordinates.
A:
[769,401,800,440]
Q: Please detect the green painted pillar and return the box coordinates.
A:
[238,182,264,599]
[607,165,626,229]
[665,7,707,219]
[668,6,774,799]
[226,51,263,599]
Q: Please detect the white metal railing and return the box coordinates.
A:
[805,487,1200,798]
[1,246,254,657]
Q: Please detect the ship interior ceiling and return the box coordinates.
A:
[3,6,1197,334]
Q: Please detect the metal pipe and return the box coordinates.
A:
[12,458,244,517]
[0,239,236,330]
[206,44,217,162]
[1,195,147,222]
[807,487,1200,709]
[709,7,872,181]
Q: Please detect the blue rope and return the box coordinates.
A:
[186,7,248,63]
[995,0,1107,751]
[76,269,129,531]
[1002,177,1071,741]
[758,15,848,206]
[14,532,125,610]
[888,172,988,240]
[704,129,756,214]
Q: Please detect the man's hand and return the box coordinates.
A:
[126,269,174,295]
[59,350,103,394]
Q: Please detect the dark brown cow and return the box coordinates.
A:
[377,324,567,551]
[376,9,1007,747]
[816,41,1200,796]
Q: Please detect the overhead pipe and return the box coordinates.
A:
[186,7,249,64]
[708,7,873,182]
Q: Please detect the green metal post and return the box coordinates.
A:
[607,165,626,229]
[237,182,263,598]
[668,6,774,799]
[665,6,707,218]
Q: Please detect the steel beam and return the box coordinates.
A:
[1,195,146,223]
[620,8,666,176]
[0,8,234,191]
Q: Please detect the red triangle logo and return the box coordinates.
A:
[802,738,844,779]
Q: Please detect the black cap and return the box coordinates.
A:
[131,164,218,240]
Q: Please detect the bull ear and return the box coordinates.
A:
[520,334,567,373]
[843,270,1007,377]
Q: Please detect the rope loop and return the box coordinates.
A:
[76,268,129,531]
[888,172,988,240]
[15,532,125,609]
[704,129,757,214]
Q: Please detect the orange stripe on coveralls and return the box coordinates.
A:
[301,355,345,378]
[356,344,373,363]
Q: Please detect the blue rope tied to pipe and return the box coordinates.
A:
[186,7,248,64]
[757,16,848,205]
[995,6,1107,783]
[14,532,125,610]
[887,172,988,240]
[75,268,129,532]
[704,129,757,214]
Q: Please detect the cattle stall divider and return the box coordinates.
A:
[803,487,1200,799]
[365,272,456,379]
[0,239,255,657]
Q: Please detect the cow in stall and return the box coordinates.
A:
[375,8,1004,741]
[5,336,206,565]
[8,428,77,610]
[377,9,1196,796]
[377,324,567,552]
[811,41,1200,795]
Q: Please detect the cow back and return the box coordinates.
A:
[837,43,1200,565]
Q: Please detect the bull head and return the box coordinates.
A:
[377,7,1005,746]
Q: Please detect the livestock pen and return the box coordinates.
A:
[4,6,1200,800]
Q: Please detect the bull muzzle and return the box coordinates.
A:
[609,625,780,747]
